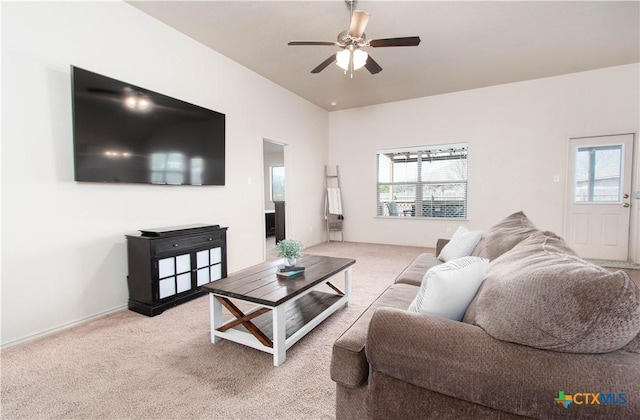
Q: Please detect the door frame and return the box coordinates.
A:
[261,138,288,262]
[563,131,639,263]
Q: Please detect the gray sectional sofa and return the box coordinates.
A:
[331,212,640,419]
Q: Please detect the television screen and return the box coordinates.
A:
[71,66,225,185]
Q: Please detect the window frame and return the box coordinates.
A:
[270,165,285,202]
[573,144,623,204]
[376,143,468,220]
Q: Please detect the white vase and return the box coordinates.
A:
[286,257,297,267]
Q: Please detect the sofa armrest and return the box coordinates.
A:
[366,308,640,418]
[331,284,420,388]
[435,238,449,257]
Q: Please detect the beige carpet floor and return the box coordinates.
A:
[1,241,432,420]
[586,258,640,271]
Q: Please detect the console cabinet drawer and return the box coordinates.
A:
[154,232,223,255]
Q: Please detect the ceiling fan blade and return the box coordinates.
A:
[348,11,370,38]
[369,36,421,48]
[311,53,337,74]
[364,55,383,74]
[288,41,337,46]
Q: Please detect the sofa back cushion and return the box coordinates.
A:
[622,333,640,353]
[471,211,538,261]
[438,226,483,262]
[394,253,443,287]
[474,231,640,353]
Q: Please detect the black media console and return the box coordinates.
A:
[126,224,228,316]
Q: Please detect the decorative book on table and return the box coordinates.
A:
[277,265,305,278]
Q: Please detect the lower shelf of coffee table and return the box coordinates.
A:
[225,290,343,340]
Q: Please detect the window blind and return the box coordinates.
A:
[376,144,468,218]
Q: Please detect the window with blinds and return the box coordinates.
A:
[376,144,468,219]
[271,165,285,201]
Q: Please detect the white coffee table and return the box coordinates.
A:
[201,254,355,366]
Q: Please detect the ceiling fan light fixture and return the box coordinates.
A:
[336,49,350,70]
[352,49,368,70]
[288,4,420,75]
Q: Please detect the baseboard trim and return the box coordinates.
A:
[1,304,128,350]
[586,259,640,270]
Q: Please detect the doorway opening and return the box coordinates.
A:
[263,139,286,261]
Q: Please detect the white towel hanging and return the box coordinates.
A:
[327,188,342,215]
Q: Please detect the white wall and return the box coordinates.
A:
[329,64,639,252]
[1,2,328,346]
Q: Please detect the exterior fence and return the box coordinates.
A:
[379,199,466,218]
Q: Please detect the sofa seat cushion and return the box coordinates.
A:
[331,283,418,388]
[471,211,538,260]
[475,231,640,353]
[394,253,442,287]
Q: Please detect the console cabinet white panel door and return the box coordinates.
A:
[176,273,191,293]
[197,267,210,286]
[211,248,222,264]
[158,258,175,278]
[158,254,192,299]
[196,247,223,286]
[159,277,176,299]
[176,254,190,274]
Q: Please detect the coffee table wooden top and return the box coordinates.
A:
[202,254,355,306]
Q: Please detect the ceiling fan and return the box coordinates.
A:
[288,0,420,77]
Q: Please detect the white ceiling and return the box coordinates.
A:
[127,1,639,112]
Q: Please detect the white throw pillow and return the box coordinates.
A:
[408,256,489,321]
[438,226,483,262]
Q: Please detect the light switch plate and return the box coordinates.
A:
[634,191,640,199]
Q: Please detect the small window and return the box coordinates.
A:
[376,144,468,218]
[574,145,622,203]
[271,165,285,202]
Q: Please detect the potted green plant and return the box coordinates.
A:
[276,239,304,266]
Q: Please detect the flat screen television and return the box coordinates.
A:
[71,66,225,185]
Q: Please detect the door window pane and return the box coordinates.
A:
[574,145,622,203]
[594,148,622,201]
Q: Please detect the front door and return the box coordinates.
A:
[565,134,634,260]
